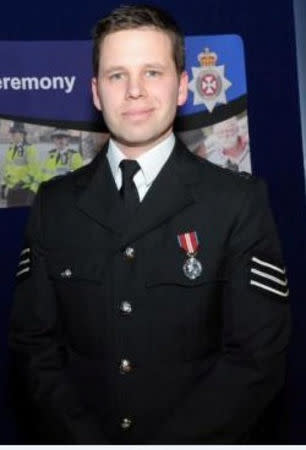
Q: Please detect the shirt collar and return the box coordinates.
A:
[57,146,70,153]
[107,133,175,187]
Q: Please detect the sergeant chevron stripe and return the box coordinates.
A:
[251,256,286,274]
[250,268,287,286]
[16,246,32,281]
[16,266,30,277]
[249,256,289,299]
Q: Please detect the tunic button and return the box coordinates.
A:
[120,301,132,315]
[121,417,132,430]
[120,358,132,374]
[124,247,135,259]
[61,268,72,278]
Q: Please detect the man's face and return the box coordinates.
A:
[11,132,24,145]
[54,136,69,150]
[92,28,188,153]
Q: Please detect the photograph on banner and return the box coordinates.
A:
[0,119,108,208]
[0,34,250,208]
[177,35,250,172]
[178,110,250,172]
[0,112,250,208]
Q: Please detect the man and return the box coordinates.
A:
[204,116,251,172]
[40,129,83,182]
[3,122,39,207]
[9,4,290,444]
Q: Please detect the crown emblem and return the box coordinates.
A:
[189,46,232,112]
[198,48,218,67]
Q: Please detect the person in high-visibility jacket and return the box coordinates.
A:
[3,122,40,207]
[41,129,83,182]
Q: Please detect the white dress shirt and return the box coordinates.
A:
[106,134,175,201]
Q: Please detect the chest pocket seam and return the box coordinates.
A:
[46,255,106,284]
[146,262,227,287]
[146,278,227,287]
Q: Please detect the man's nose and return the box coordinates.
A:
[126,74,146,99]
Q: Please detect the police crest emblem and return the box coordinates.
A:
[188,47,232,112]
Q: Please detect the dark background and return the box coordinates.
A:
[0,0,305,443]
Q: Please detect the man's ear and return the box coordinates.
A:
[91,77,102,111]
[177,71,189,107]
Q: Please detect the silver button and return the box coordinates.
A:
[61,268,72,278]
[120,358,132,374]
[124,247,135,259]
[121,417,132,430]
[120,301,132,315]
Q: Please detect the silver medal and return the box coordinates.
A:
[183,255,202,280]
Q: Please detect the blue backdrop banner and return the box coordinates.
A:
[0,36,246,124]
[0,35,250,209]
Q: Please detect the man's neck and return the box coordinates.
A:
[111,131,174,159]
[57,146,69,153]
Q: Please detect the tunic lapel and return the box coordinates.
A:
[119,139,202,249]
[75,145,128,234]
[75,139,203,247]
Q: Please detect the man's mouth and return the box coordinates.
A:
[122,108,154,119]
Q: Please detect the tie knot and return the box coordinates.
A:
[119,159,140,182]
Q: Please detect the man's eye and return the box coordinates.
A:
[146,70,161,78]
[109,73,124,80]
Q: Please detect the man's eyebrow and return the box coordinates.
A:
[102,66,126,75]
[102,62,167,75]
[143,63,166,69]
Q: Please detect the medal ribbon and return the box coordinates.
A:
[177,231,199,255]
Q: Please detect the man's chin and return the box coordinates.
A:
[111,129,172,150]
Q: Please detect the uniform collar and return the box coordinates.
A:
[107,134,175,188]
[75,137,205,245]
[56,146,70,153]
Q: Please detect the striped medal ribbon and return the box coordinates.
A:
[177,231,202,280]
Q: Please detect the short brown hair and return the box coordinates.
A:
[92,4,185,76]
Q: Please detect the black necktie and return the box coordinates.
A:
[119,159,140,216]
